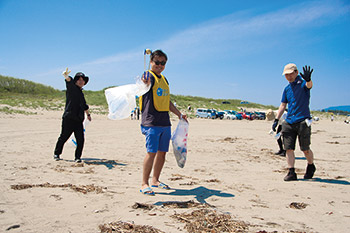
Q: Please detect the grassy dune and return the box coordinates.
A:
[0,74,277,116]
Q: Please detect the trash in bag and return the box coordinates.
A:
[171,119,189,168]
[105,76,150,120]
[69,117,89,147]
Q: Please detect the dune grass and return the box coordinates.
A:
[170,94,276,112]
[1,74,278,116]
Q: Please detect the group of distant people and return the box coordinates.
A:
[330,113,350,124]
[52,50,316,196]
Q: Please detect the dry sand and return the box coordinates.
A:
[0,111,349,232]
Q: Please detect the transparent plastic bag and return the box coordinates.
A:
[105,76,150,120]
[171,119,189,168]
[268,129,281,140]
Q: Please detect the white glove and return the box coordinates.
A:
[62,68,71,79]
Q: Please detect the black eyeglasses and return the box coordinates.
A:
[154,60,166,66]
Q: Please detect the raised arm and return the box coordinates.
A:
[62,68,71,81]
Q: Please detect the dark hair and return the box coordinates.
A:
[73,72,89,85]
[150,49,167,61]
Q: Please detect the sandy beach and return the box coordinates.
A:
[1,111,349,232]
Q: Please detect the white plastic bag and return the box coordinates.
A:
[105,76,150,120]
[171,119,189,168]
[69,117,89,147]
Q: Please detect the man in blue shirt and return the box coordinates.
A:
[272,63,316,181]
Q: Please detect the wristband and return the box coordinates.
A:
[87,114,91,117]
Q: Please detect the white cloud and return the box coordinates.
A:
[159,0,349,57]
[31,0,349,89]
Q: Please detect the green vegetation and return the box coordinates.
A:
[0,75,65,111]
[0,74,278,116]
[0,75,62,96]
[84,89,109,108]
[170,94,277,112]
[0,106,37,115]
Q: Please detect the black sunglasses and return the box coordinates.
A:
[153,60,166,66]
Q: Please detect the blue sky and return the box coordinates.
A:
[0,0,349,110]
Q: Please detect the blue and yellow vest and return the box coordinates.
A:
[140,70,170,112]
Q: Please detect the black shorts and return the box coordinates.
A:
[282,120,311,151]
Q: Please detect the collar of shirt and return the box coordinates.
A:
[291,75,302,86]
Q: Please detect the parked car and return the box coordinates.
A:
[207,109,218,119]
[234,111,243,120]
[232,110,243,120]
[196,108,211,118]
[224,110,243,120]
[254,111,266,120]
[224,110,237,120]
[216,110,225,119]
[239,112,255,120]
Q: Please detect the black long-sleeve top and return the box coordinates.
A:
[62,78,89,122]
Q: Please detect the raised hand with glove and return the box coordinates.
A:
[300,65,313,82]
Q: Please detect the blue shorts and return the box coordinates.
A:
[141,126,171,153]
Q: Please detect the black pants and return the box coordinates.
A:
[54,118,84,160]
[276,124,283,151]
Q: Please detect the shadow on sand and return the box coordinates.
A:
[153,186,234,204]
[300,177,349,185]
[82,158,127,169]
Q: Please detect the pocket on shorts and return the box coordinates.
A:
[299,121,311,151]
[300,120,311,135]
[281,121,290,134]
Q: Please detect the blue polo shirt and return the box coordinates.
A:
[281,75,311,124]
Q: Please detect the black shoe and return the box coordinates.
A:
[304,164,316,179]
[54,155,60,161]
[284,168,297,181]
[275,150,286,156]
[75,159,82,163]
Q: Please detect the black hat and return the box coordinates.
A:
[74,72,89,85]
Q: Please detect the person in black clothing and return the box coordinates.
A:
[54,68,92,163]
[275,124,285,156]
[136,107,140,120]
[274,110,287,156]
